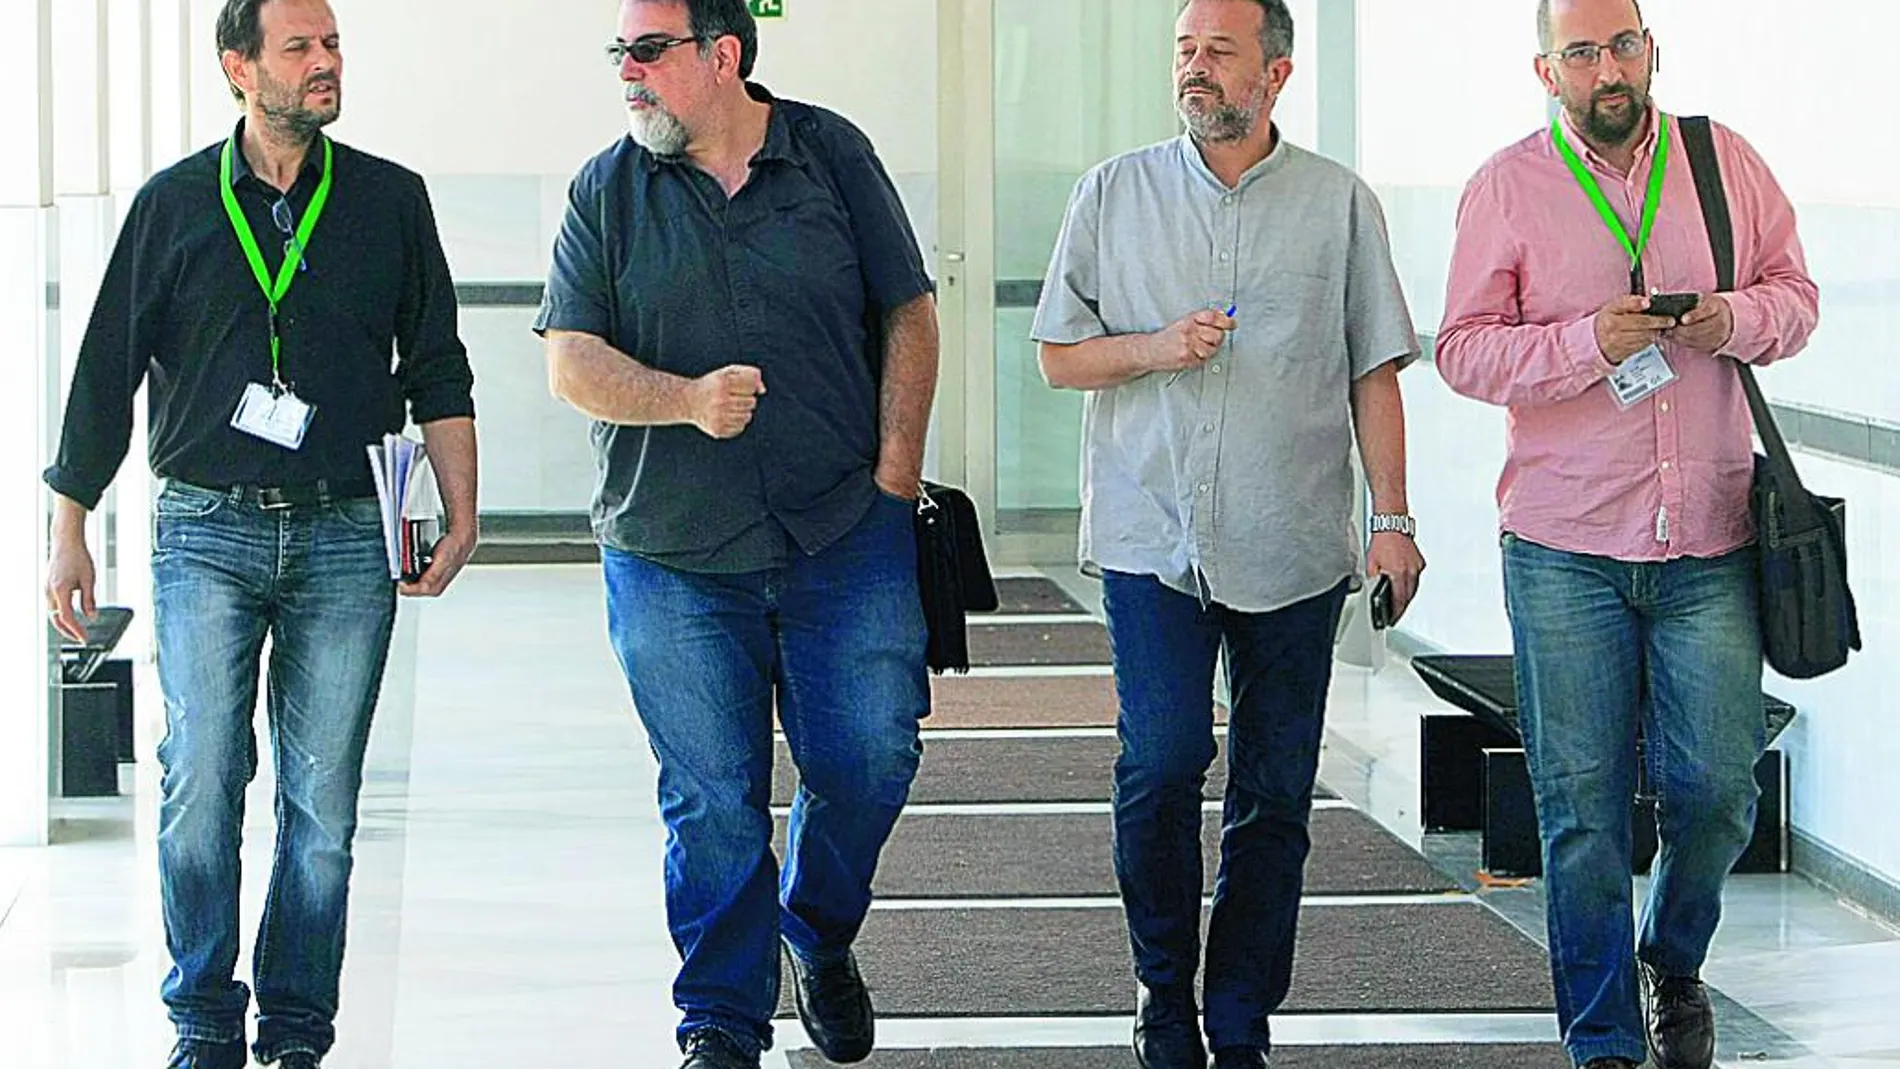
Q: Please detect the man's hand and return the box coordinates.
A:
[691,365,765,439]
[47,534,98,644]
[1667,293,1735,353]
[1595,296,1677,365]
[399,526,477,599]
[1147,309,1237,373]
[1366,532,1425,626]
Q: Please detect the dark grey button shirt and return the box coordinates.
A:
[1033,134,1418,612]
[536,84,932,573]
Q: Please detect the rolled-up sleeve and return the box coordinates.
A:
[1031,168,1108,345]
[395,173,475,423]
[43,188,161,511]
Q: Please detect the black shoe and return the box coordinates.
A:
[784,940,875,1063]
[681,1028,759,1069]
[1643,962,1715,1069]
[1211,1048,1267,1069]
[270,1055,321,1069]
[166,1039,246,1069]
[1581,1060,1639,1069]
[1132,984,1205,1069]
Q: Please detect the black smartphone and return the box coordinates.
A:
[1645,292,1700,322]
[1369,574,1394,631]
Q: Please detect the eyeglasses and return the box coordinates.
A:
[270,196,308,273]
[604,34,702,66]
[1543,30,1648,70]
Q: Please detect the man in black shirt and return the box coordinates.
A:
[42,2,477,1067]
[537,1,937,1066]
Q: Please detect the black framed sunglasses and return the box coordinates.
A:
[604,34,702,66]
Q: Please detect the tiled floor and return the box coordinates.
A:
[0,563,1895,1067]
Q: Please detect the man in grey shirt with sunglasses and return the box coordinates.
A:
[1031,1,1423,1065]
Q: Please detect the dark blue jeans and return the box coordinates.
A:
[602,493,928,1056]
[1502,534,1764,1066]
[1101,571,1349,1054]
[150,481,396,1063]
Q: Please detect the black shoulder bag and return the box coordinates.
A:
[1678,115,1860,679]
[914,481,999,673]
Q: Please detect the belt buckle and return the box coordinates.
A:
[257,487,294,511]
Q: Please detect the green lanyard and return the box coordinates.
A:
[218,137,333,387]
[1552,113,1670,293]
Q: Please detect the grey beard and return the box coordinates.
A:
[629,107,690,157]
[1180,100,1257,144]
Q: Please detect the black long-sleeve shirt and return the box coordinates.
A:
[45,121,475,510]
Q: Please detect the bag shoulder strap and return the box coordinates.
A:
[1677,115,1803,486]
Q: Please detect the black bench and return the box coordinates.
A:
[1413,654,1793,877]
[54,606,135,797]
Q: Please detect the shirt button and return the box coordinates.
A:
[1222,195,1235,206]
[1202,422,1215,433]
[1210,364,1222,374]
[1198,484,1211,494]
[1660,402,1671,413]
[1661,461,1673,471]
[1219,251,1232,262]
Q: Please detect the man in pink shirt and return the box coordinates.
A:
[1436,1,1818,1067]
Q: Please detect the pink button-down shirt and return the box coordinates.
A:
[1436,110,1819,561]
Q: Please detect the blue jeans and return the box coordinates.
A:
[602,493,928,1056]
[1501,534,1764,1065]
[1101,571,1348,1054]
[150,481,396,1062]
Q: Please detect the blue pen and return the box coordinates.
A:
[1167,304,1238,385]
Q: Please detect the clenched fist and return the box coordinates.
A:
[1148,308,1237,374]
[692,365,765,439]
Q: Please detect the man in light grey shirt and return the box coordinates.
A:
[1032,2,1425,1065]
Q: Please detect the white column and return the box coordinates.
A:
[0,0,57,847]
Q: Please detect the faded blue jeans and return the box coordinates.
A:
[1502,533,1764,1066]
[602,492,928,1056]
[1101,571,1349,1055]
[151,481,396,1063]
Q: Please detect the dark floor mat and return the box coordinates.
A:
[773,734,1230,805]
[921,676,1220,730]
[777,902,1553,1018]
[788,1044,1568,1068]
[772,734,1332,806]
[770,808,1450,898]
[991,577,1088,615]
[968,623,1113,667]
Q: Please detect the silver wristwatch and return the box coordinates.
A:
[1369,513,1417,538]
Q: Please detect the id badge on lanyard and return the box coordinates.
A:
[1552,116,1677,405]
[219,137,333,450]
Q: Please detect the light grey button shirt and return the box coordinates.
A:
[1031,133,1418,613]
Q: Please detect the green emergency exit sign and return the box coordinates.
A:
[749,0,785,17]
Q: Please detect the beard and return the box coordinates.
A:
[255,66,339,142]
[1176,76,1267,144]
[626,85,690,157]
[1572,80,1652,144]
